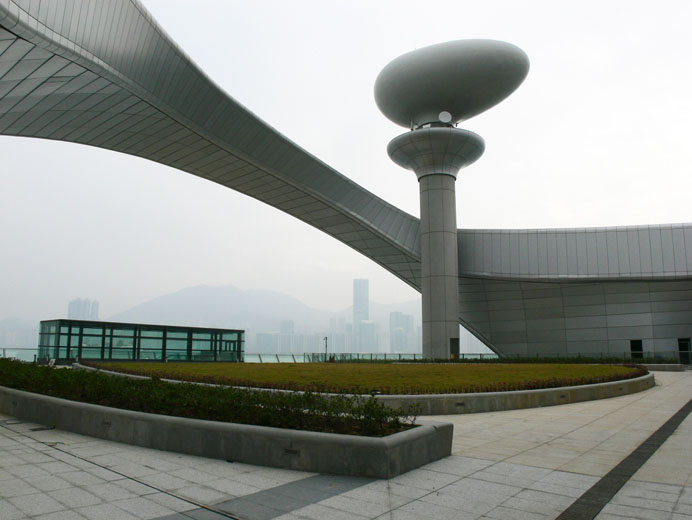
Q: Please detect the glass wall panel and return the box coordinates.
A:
[113,337,134,348]
[166,338,187,349]
[110,348,133,359]
[81,347,102,359]
[192,332,211,340]
[41,322,57,334]
[191,340,211,350]
[141,330,163,337]
[140,338,162,348]
[139,349,163,360]
[82,336,102,347]
[167,331,188,339]
[83,328,102,335]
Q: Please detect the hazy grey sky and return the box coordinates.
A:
[1,0,691,322]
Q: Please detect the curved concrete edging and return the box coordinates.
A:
[377,373,656,415]
[76,364,655,416]
[0,385,452,479]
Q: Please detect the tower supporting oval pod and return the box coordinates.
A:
[374,39,530,359]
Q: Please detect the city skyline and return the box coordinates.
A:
[1,1,691,327]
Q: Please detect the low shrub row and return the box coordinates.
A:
[0,359,418,437]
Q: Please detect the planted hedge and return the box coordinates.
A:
[0,359,418,436]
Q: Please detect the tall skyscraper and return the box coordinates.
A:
[353,279,369,350]
[67,298,99,320]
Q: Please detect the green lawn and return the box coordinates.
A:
[93,362,646,395]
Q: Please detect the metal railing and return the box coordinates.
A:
[242,350,692,364]
[0,348,37,362]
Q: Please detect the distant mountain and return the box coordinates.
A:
[109,284,421,333]
[110,285,334,332]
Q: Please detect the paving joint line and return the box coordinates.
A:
[556,396,692,520]
[0,421,244,520]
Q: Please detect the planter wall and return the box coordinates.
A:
[0,385,452,479]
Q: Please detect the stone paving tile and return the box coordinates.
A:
[174,484,227,504]
[60,470,107,487]
[145,492,197,513]
[289,502,370,520]
[0,499,27,520]
[387,467,463,491]
[166,468,218,484]
[423,455,494,477]
[108,463,162,479]
[83,481,138,501]
[317,494,391,517]
[390,499,465,520]
[9,492,66,517]
[48,487,102,508]
[498,496,567,517]
[204,477,262,497]
[442,476,523,499]
[511,488,574,509]
[137,472,189,491]
[597,503,674,519]
[419,490,497,516]
[34,511,89,520]
[110,496,178,519]
[484,505,552,519]
[8,463,51,479]
[354,480,431,500]
[0,478,40,498]
[218,496,295,520]
[273,513,305,520]
[339,486,412,509]
[675,503,692,516]
[76,502,140,520]
[29,475,74,492]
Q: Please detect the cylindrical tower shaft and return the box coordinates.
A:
[419,174,459,359]
[386,127,484,359]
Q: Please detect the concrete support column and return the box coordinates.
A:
[419,174,459,359]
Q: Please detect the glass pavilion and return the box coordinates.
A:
[38,319,244,362]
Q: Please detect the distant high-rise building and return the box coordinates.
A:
[360,321,378,352]
[279,320,294,334]
[390,311,415,353]
[89,301,99,320]
[353,279,369,349]
[67,298,99,320]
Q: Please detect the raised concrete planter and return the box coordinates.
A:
[0,385,452,479]
[76,364,656,416]
[376,373,656,415]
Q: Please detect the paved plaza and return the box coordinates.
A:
[0,371,690,520]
